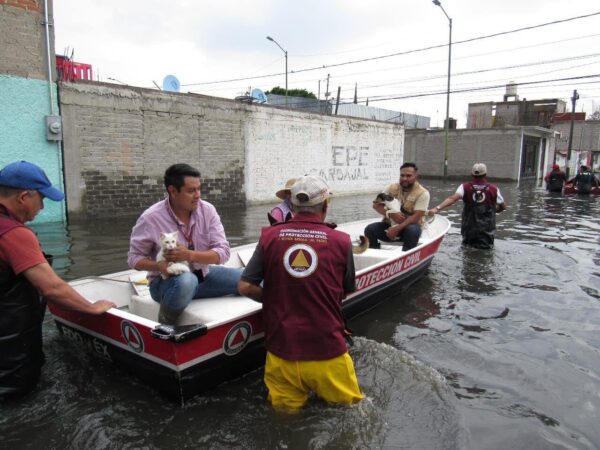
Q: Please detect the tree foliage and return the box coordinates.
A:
[589,108,600,120]
[266,86,316,99]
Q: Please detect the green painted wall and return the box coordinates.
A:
[0,75,65,223]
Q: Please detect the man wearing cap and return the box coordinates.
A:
[238,175,363,410]
[428,162,506,249]
[365,162,430,251]
[267,178,296,225]
[544,164,566,193]
[0,161,115,398]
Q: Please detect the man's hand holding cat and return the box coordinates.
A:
[156,259,171,278]
[163,244,190,263]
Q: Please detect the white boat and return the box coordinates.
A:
[48,216,451,401]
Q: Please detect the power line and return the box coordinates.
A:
[181,11,600,87]
[345,74,600,104]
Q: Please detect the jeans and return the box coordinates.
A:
[149,265,243,314]
[364,221,421,251]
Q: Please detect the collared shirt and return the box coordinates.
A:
[127,197,231,279]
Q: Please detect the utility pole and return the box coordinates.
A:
[566,89,579,179]
[334,86,341,115]
[325,74,331,115]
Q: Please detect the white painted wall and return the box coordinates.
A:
[245,108,404,202]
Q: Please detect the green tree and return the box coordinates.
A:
[266,86,316,99]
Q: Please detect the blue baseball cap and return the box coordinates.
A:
[0,161,65,201]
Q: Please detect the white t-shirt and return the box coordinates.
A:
[456,184,504,204]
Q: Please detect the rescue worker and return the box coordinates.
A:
[428,163,507,249]
[238,175,363,410]
[544,163,566,193]
[0,161,115,399]
[569,165,599,194]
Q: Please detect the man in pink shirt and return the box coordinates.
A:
[128,163,241,324]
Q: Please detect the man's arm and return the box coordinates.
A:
[428,192,462,216]
[238,243,264,302]
[23,263,115,314]
[238,281,263,302]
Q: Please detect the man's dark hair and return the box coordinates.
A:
[400,162,418,171]
[164,164,201,191]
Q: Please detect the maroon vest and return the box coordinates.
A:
[462,179,498,208]
[259,213,350,360]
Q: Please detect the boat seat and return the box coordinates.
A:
[130,287,261,327]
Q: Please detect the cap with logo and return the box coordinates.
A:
[0,161,64,201]
[290,175,331,206]
[471,163,487,177]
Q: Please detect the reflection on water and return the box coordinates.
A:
[3,180,600,449]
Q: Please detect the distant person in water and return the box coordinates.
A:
[268,178,296,225]
[568,165,599,194]
[544,164,566,193]
[428,163,506,249]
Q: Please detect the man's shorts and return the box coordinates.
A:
[264,351,363,410]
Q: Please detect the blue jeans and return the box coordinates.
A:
[364,221,421,251]
[149,266,243,314]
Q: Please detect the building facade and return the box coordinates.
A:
[0,0,64,222]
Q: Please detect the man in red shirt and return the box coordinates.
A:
[238,175,363,410]
[0,161,115,399]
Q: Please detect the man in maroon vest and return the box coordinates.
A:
[238,175,363,410]
[428,163,507,249]
[0,161,115,399]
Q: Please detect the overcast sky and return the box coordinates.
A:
[53,0,600,127]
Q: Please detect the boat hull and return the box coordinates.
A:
[49,217,450,401]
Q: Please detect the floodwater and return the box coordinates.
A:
[2,179,599,449]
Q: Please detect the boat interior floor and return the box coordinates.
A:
[131,284,261,327]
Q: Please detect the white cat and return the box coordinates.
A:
[156,231,190,279]
[375,193,402,225]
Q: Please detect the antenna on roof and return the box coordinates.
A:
[162,75,180,92]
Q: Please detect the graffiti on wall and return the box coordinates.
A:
[307,145,399,184]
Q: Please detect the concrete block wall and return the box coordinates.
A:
[59,82,247,217]
[405,128,523,180]
[0,1,51,79]
[0,0,64,223]
[59,82,404,217]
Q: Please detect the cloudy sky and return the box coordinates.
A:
[53,0,600,127]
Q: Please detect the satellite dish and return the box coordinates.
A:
[251,88,267,104]
[162,75,180,92]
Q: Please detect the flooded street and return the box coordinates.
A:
[2,179,599,449]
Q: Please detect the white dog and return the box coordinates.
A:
[156,231,190,279]
[375,193,402,225]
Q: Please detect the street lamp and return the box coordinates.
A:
[433,0,452,178]
[266,36,288,106]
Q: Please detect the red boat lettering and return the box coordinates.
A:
[121,321,144,354]
[224,322,252,356]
